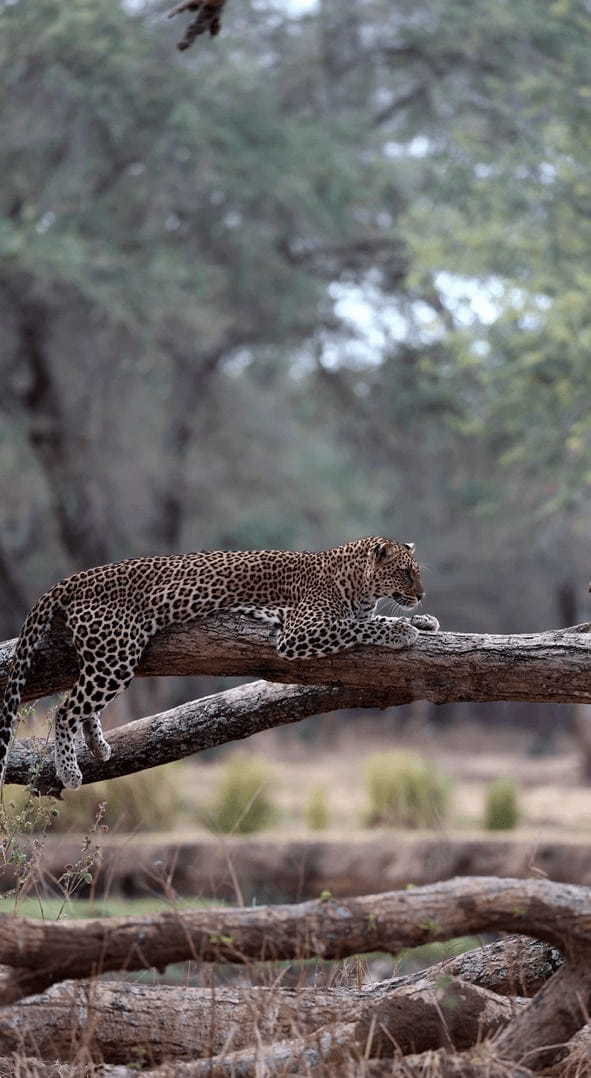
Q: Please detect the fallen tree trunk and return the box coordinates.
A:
[0,876,580,1004]
[0,938,559,1063]
[0,876,586,1071]
[0,936,574,1074]
[11,831,591,903]
[492,956,591,1070]
[0,964,523,1063]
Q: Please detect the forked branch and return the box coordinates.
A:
[2,617,591,792]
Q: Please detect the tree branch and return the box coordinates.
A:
[4,680,383,794]
[2,617,591,711]
[2,617,591,793]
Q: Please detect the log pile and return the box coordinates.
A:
[2,619,591,1072]
[0,877,589,1074]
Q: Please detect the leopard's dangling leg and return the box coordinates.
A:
[54,608,150,788]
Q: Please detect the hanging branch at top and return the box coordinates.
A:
[167,0,228,50]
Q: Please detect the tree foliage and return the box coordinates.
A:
[1,0,590,656]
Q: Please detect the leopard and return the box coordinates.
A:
[0,536,439,791]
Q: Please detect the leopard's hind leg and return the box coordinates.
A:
[82,714,112,763]
[55,608,150,788]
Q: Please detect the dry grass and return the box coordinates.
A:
[170,729,591,839]
[14,700,590,837]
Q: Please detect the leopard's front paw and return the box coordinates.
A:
[410,613,440,633]
[390,621,420,648]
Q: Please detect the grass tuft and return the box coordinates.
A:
[364,750,450,829]
[304,786,330,830]
[484,777,519,830]
[205,754,277,834]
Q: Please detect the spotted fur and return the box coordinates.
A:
[0,536,439,789]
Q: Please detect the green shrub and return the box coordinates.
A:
[484,777,519,831]
[206,754,276,835]
[364,751,450,829]
[4,763,186,834]
[1,785,58,836]
[304,786,330,831]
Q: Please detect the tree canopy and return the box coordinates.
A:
[1,0,591,648]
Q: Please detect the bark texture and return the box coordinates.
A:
[0,952,527,1064]
[4,679,383,794]
[0,936,575,1076]
[0,939,560,1066]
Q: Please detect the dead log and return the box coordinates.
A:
[0,979,517,1064]
[0,876,582,1004]
[0,938,569,1076]
[435,935,563,996]
[0,936,548,1063]
[12,831,591,904]
[0,876,583,1072]
[492,957,591,1070]
[0,998,520,1077]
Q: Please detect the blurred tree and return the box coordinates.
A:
[1,0,591,738]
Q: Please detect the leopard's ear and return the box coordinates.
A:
[403,541,416,554]
[373,538,397,564]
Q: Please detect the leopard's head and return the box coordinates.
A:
[366,537,425,608]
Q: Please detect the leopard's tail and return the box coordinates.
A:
[0,589,61,788]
